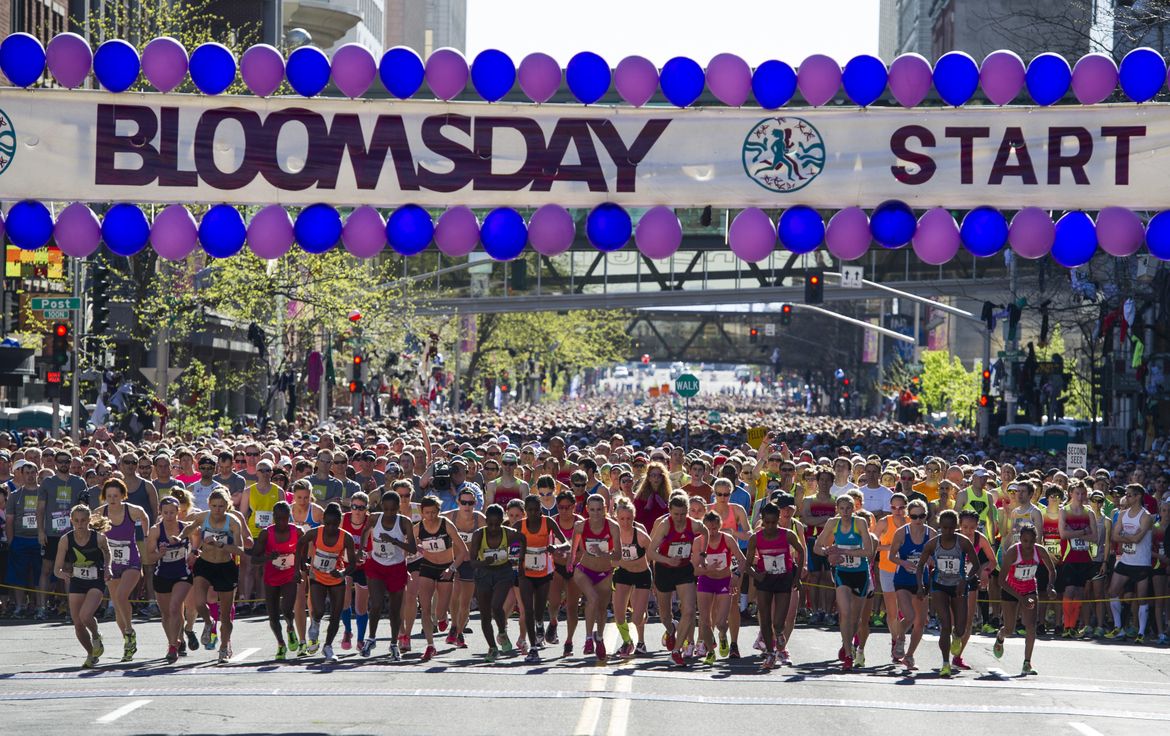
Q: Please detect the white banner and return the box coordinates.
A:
[0,89,1165,209]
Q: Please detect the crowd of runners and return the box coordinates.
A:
[3,400,1169,677]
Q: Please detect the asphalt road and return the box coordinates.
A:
[1,610,1167,735]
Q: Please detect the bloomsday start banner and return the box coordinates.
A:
[0,88,1162,210]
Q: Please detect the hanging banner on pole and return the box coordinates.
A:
[0,89,1162,209]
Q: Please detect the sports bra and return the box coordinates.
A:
[417,518,453,555]
[478,527,511,566]
[618,525,646,562]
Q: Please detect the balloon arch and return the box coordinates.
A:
[2,32,1170,266]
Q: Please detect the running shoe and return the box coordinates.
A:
[1015,625,1026,636]
[342,631,353,650]
[893,635,906,662]
[287,627,299,650]
[695,640,707,657]
[323,644,336,661]
[980,623,997,635]
[951,656,970,670]
[121,636,136,662]
[35,607,48,621]
[297,644,309,658]
[1021,659,1037,675]
[950,637,962,656]
[671,649,686,666]
[719,635,730,658]
[208,632,219,651]
[634,642,648,657]
[360,639,375,657]
[563,641,573,657]
[91,633,104,659]
[1061,628,1074,639]
[185,629,198,650]
[993,638,1004,659]
[595,635,606,662]
[525,648,540,664]
[200,622,213,649]
[661,630,676,651]
[753,632,765,652]
[499,633,514,655]
[703,650,716,666]
[1104,628,1123,640]
[854,647,866,668]
[399,633,412,652]
[683,643,694,658]
[779,648,791,666]
[1135,635,1145,645]
[165,645,178,664]
[583,637,595,655]
[728,642,740,659]
[1158,634,1170,646]
[308,620,321,646]
[517,637,529,655]
[837,646,847,663]
[306,639,320,655]
[545,622,559,645]
[762,652,776,669]
[82,655,98,669]
[940,662,953,678]
[218,645,232,664]
[484,647,498,663]
[841,655,853,672]
[902,653,916,671]
[1093,626,1105,638]
[617,641,634,658]
[438,618,448,633]
[389,643,402,662]
[276,644,287,661]
[178,639,187,657]
[1078,626,1092,639]
[445,632,459,646]
[421,645,436,662]
[536,622,544,638]
[457,634,468,649]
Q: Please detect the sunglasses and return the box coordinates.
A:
[351,504,367,511]
[484,465,500,471]
[538,491,554,497]
[621,477,633,483]
[503,461,517,466]
[258,468,272,473]
[572,483,586,488]
[234,456,245,462]
[909,513,926,520]
[246,452,260,457]
[459,500,475,506]
[198,463,214,468]
[891,505,906,511]
[715,492,731,498]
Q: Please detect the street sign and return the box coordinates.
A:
[707,411,721,423]
[42,309,69,319]
[997,350,1022,360]
[674,373,700,398]
[840,266,864,289]
[764,323,776,337]
[1066,443,1087,475]
[31,297,80,311]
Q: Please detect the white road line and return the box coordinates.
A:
[1069,722,1105,736]
[572,673,607,736]
[95,698,150,723]
[605,676,633,736]
[229,648,260,664]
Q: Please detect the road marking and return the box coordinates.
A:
[572,673,606,736]
[605,676,633,736]
[1069,723,1105,736]
[229,648,260,664]
[95,698,150,723]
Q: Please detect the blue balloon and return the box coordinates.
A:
[1119,47,1167,103]
[870,200,916,248]
[470,49,515,102]
[386,204,434,256]
[294,204,341,254]
[286,46,330,97]
[481,208,527,260]
[0,33,45,88]
[189,43,237,95]
[6,200,53,250]
[778,206,825,254]
[102,203,150,256]
[752,60,796,108]
[933,51,979,106]
[586,204,631,252]
[199,204,246,258]
[93,39,140,93]
[380,46,425,98]
[1146,210,1170,260]
[566,51,610,104]
[1051,211,1097,268]
[660,56,704,107]
[1025,53,1071,106]
[960,206,1009,257]
[842,54,887,107]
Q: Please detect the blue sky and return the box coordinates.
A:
[466,0,880,66]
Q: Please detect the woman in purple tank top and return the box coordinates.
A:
[95,479,150,663]
[145,496,193,663]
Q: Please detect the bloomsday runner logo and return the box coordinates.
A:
[0,108,14,176]
[742,116,825,193]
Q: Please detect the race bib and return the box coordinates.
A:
[524,549,549,571]
[272,553,294,570]
[254,511,273,529]
[762,553,787,573]
[21,513,36,530]
[482,547,507,564]
[1123,542,1138,555]
[906,553,921,566]
[667,541,692,559]
[108,540,131,565]
[621,544,637,561]
[373,541,397,561]
[419,537,447,554]
[838,544,862,569]
[311,484,326,501]
[706,554,727,571]
[1071,538,1089,552]
[51,513,69,533]
[585,539,609,556]
[161,546,186,564]
[205,532,228,547]
[1014,564,1037,582]
[937,557,961,575]
[458,531,473,544]
[73,565,98,580]
[1044,540,1061,556]
[312,550,338,573]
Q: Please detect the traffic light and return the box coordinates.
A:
[804,269,824,304]
[350,353,364,393]
[349,379,361,394]
[980,367,992,410]
[91,258,110,335]
[749,327,759,344]
[51,323,70,368]
[780,304,793,326]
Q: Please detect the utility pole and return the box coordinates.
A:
[71,261,81,442]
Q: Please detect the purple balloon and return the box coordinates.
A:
[980,49,1025,105]
[797,54,841,106]
[888,53,932,107]
[912,208,960,266]
[46,32,92,88]
[615,55,659,106]
[425,47,469,100]
[635,206,683,260]
[825,207,872,261]
[707,53,751,106]
[53,203,101,258]
[340,206,386,258]
[141,36,188,92]
[150,204,198,261]
[332,43,376,98]
[1071,53,1118,104]
[517,52,561,103]
[1097,206,1144,257]
[728,208,776,263]
[434,206,480,257]
[527,204,576,257]
[1008,207,1055,259]
[247,204,295,259]
[241,44,284,97]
